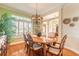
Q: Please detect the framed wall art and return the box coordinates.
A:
[69,23,75,27]
[72,17,79,22]
[63,18,71,24]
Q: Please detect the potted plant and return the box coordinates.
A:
[0,12,15,43]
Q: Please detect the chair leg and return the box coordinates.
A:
[26,45,28,53]
[32,50,34,56]
[4,50,7,56]
[27,47,28,54]
[61,54,63,56]
[2,50,5,56]
[28,48,33,56]
[28,48,30,56]
[45,49,47,56]
[42,48,44,56]
[61,51,63,56]
[1,51,3,56]
[60,53,63,56]
[24,44,29,55]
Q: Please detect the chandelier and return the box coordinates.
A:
[31,3,43,20]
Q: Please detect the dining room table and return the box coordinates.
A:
[31,35,55,56]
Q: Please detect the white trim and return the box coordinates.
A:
[65,46,79,55]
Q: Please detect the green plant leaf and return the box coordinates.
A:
[0,12,16,43]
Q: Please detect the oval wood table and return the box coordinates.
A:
[32,35,55,56]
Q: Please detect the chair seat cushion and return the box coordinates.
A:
[48,47,60,54]
[51,43,60,48]
[32,44,42,50]
[54,44,60,48]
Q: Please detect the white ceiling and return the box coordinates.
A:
[0,3,63,17]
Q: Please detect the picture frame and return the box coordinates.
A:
[63,18,71,24]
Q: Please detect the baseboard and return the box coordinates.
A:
[65,46,79,55]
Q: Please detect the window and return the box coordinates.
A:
[19,21,23,35]
[24,22,29,33]
[14,21,19,36]
[48,19,59,33]
[12,15,32,37]
[29,22,32,32]
[42,21,48,36]
[42,11,59,36]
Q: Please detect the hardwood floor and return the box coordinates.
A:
[6,41,79,56]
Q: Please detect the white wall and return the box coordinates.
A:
[62,4,79,54]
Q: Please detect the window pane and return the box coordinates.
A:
[29,22,32,32]
[24,22,28,33]
[42,21,48,36]
[48,19,59,33]
[19,21,23,35]
[13,21,19,36]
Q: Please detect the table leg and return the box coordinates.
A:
[43,44,47,56]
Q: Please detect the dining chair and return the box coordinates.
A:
[46,35,67,56]
[0,35,8,56]
[23,33,29,54]
[27,33,43,56]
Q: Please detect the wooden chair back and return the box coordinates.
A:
[27,33,33,47]
[23,33,28,43]
[58,35,67,55]
[60,35,67,49]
